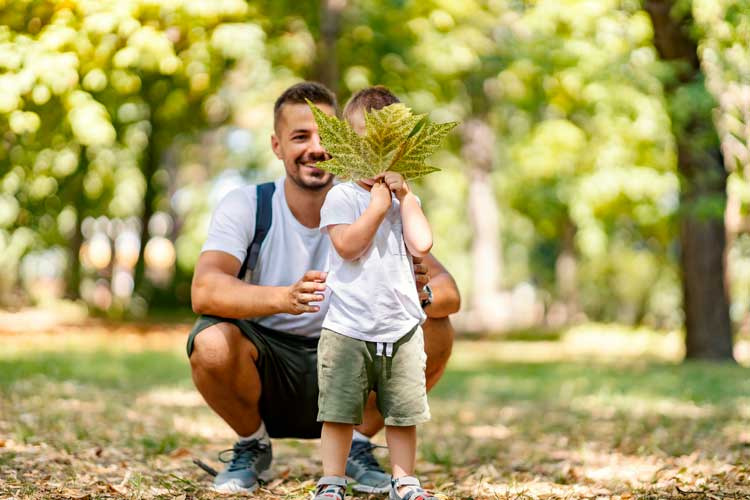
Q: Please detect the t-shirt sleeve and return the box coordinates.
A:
[319,185,359,233]
[201,187,256,264]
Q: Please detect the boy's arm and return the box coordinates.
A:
[327,182,392,260]
[382,172,433,258]
[399,193,433,257]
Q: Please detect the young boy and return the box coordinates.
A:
[313,86,439,500]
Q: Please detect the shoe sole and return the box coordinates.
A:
[350,481,391,494]
[211,469,274,494]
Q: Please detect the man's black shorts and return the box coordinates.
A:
[187,315,322,439]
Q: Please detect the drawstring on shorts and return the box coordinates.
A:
[376,342,394,357]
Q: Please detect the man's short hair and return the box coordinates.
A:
[274,82,337,129]
[343,85,401,121]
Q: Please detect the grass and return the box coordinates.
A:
[1,325,750,499]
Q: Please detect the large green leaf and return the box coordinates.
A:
[365,103,423,169]
[307,100,456,180]
[388,120,457,179]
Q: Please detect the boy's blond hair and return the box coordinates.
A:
[343,86,400,122]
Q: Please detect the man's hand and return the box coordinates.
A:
[380,171,410,201]
[413,256,430,301]
[285,270,327,315]
[369,180,392,214]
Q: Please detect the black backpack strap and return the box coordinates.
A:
[237,181,276,280]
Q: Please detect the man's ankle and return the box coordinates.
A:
[352,429,371,443]
[238,421,269,444]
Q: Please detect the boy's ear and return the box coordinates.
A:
[271,133,282,159]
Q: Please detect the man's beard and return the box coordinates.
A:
[289,154,333,191]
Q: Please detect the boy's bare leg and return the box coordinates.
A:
[321,422,354,476]
[356,317,454,437]
[386,425,417,495]
[189,322,263,437]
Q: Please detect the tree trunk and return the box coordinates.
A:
[64,150,87,300]
[555,218,578,320]
[66,213,84,300]
[462,118,507,331]
[133,131,160,297]
[679,147,733,359]
[314,0,345,93]
[646,0,734,360]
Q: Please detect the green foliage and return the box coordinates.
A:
[1,0,749,329]
[0,0,270,307]
[307,100,455,180]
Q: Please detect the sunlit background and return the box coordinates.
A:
[1,0,749,358]
[5,2,750,498]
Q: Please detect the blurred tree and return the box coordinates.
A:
[0,1,116,300]
[694,0,750,333]
[315,0,345,93]
[645,0,734,360]
[505,2,680,327]
[69,0,265,298]
[0,0,266,309]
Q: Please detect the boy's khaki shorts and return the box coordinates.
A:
[317,326,430,427]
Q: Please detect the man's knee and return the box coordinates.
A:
[424,317,454,364]
[190,322,258,376]
[423,317,454,388]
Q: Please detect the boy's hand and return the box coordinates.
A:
[380,171,410,201]
[369,180,392,214]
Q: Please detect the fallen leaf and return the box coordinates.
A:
[61,490,90,499]
[265,477,285,489]
[118,470,131,487]
[106,482,128,495]
[169,447,191,459]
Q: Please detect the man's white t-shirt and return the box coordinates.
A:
[319,182,426,343]
[201,177,330,337]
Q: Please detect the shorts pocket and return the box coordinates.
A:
[317,329,370,424]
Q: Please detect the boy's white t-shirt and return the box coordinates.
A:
[201,177,331,337]
[319,182,426,343]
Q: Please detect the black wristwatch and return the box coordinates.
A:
[421,284,433,308]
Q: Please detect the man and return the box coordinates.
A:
[189,82,460,494]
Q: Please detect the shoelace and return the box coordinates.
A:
[218,440,270,472]
[349,440,386,473]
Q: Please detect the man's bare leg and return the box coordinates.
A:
[190,322,262,437]
[356,317,455,437]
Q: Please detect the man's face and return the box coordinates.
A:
[271,102,335,191]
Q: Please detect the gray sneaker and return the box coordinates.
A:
[346,440,391,494]
[212,439,273,493]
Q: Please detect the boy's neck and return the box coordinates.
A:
[356,180,372,191]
